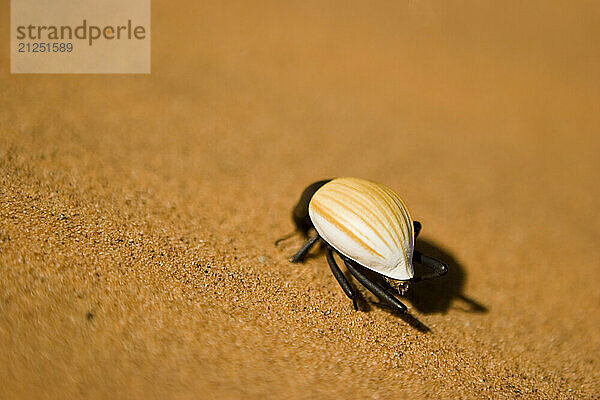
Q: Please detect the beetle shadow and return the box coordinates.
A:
[344,238,487,332]
[406,239,488,315]
[281,235,485,331]
[345,269,431,333]
[382,305,431,333]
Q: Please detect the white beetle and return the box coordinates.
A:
[279,177,448,313]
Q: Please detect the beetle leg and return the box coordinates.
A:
[275,230,299,245]
[290,233,320,263]
[411,250,448,283]
[325,247,358,310]
[341,256,407,314]
[413,221,422,240]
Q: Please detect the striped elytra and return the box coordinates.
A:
[308,177,415,280]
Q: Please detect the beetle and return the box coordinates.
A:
[278,177,448,314]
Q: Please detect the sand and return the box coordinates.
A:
[1,1,599,399]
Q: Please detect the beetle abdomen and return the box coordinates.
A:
[308,177,414,280]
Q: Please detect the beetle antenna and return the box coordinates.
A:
[275,230,298,246]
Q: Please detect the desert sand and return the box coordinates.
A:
[1,1,599,399]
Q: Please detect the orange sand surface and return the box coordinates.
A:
[1,2,599,399]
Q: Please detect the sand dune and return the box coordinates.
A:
[1,1,599,398]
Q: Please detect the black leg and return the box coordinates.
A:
[290,233,320,263]
[325,247,358,310]
[413,221,422,240]
[341,255,407,314]
[411,250,448,283]
[275,230,298,245]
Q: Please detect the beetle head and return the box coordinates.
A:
[386,278,411,295]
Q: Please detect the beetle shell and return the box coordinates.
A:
[308,177,415,280]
